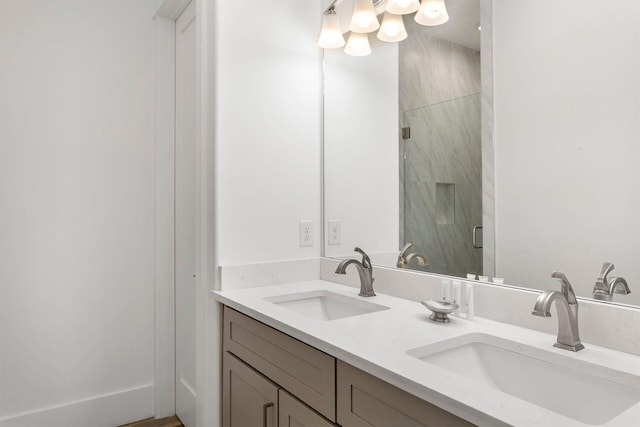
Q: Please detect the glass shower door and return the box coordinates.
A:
[401,94,482,278]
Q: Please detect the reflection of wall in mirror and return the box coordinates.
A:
[493,0,640,304]
[323,38,399,264]
[400,28,482,278]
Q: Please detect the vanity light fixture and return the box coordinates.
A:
[318,0,451,56]
[344,32,372,56]
[349,0,381,33]
[415,0,449,26]
[318,9,345,49]
[377,12,408,42]
[386,0,420,15]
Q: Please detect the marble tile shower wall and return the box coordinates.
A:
[404,96,482,277]
[399,32,482,278]
[400,35,481,112]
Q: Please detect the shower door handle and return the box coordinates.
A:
[472,226,483,249]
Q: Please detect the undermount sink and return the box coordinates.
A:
[407,333,640,425]
[264,290,389,321]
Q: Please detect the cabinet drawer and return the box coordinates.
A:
[337,360,475,427]
[223,306,336,421]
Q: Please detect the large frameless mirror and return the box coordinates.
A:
[322,0,640,306]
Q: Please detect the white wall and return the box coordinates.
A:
[208,3,324,425]
[493,0,640,303]
[215,0,323,267]
[323,38,399,261]
[0,1,159,425]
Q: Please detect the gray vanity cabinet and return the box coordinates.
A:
[223,306,336,421]
[336,360,474,427]
[222,350,336,427]
[222,351,279,427]
[222,306,473,427]
[279,389,337,427]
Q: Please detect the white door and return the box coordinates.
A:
[175,1,197,426]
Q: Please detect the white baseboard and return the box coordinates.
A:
[0,384,154,427]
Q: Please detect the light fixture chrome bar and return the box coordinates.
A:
[322,0,341,15]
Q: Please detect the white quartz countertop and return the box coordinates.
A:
[212,280,640,427]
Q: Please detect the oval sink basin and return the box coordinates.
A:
[407,333,640,425]
[264,290,389,321]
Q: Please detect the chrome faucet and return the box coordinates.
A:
[593,262,631,301]
[532,271,584,352]
[335,247,376,297]
[396,243,428,269]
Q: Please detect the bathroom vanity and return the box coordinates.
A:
[222,305,470,427]
[213,279,640,427]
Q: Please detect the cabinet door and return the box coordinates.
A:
[278,390,338,427]
[223,351,278,427]
[224,307,336,421]
[337,361,474,427]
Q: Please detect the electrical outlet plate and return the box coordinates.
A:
[328,220,341,245]
[299,220,313,247]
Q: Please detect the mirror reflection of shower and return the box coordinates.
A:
[396,242,428,269]
[399,8,482,279]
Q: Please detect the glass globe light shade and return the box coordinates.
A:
[349,0,380,33]
[377,13,407,42]
[415,0,449,26]
[318,10,345,48]
[344,32,372,56]
[386,0,420,15]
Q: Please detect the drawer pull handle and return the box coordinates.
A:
[472,225,483,249]
[263,402,274,427]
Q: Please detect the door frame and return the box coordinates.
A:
[153,0,219,425]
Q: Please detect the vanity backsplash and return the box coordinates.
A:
[218,257,640,357]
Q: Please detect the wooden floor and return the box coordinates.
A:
[119,416,183,427]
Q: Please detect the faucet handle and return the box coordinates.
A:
[397,243,413,267]
[597,262,615,283]
[354,247,372,269]
[551,271,578,304]
[594,262,615,295]
[398,243,413,260]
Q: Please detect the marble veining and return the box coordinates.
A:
[480,0,496,278]
[403,95,482,277]
[399,24,482,279]
[400,30,481,113]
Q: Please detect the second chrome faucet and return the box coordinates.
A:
[593,262,631,301]
[396,243,428,269]
[335,247,376,297]
[532,271,585,352]
[533,263,633,351]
